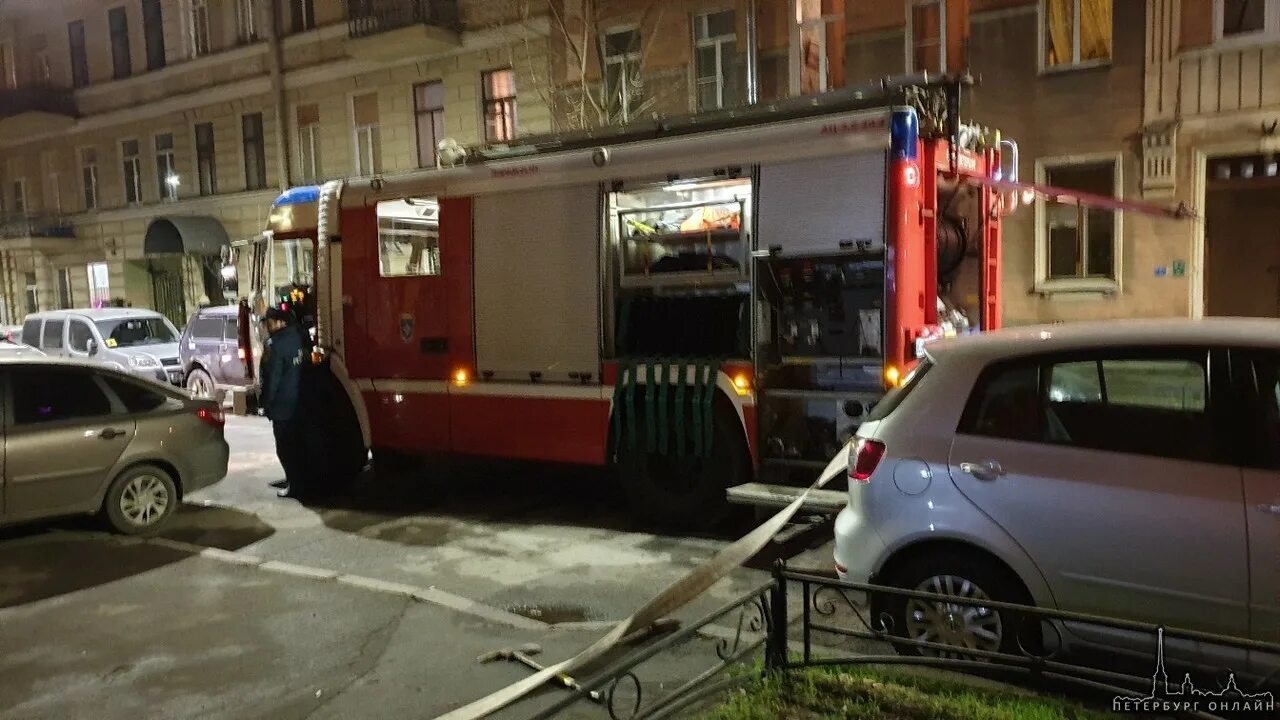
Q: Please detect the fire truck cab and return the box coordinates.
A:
[252,79,1011,526]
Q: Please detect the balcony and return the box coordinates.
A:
[0,213,76,250]
[1178,41,1280,117]
[346,0,461,61]
[0,86,78,136]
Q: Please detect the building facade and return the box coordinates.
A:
[0,0,551,325]
[2,1,1277,327]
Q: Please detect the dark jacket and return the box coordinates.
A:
[261,324,307,422]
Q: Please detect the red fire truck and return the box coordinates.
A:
[248,78,1016,524]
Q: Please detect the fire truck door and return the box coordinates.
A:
[346,198,472,454]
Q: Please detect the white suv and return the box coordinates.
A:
[834,318,1279,672]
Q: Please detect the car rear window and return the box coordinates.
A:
[103,375,170,413]
[865,359,932,422]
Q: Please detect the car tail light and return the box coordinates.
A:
[849,438,886,483]
[197,406,225,429]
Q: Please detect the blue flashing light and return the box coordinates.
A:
[890,108,919,161]
[272,185,321,209]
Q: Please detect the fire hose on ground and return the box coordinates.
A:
[435,447,849,720]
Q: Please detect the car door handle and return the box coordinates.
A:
[1256,504,1280,516]
[98,428,127,440]
[959,460,1005,481]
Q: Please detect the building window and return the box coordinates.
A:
[1042,0,1112,69]
[795,0,838,94]
[352,93,382,175]
[693,11,737,111]
[1039,157,1120,285]
[80,148,99,210]
[143,0,165,70]
[87,262,110,307]
[108,6,132,80]
[25,272,38,314]
[908,0,945,74]
[414,81,445,168]
[42,152,62,215]
[57,267,73,309]
[242,112,267,190]
[195,122,217,195]
[603,28,643,121]
[0,42,15,89]
[1214,0,1279,41]
[296,103,321,183]
[189,0,211,57]
[68,20,89,88]
[236,0,258,43]
[291,0,316,34]
[482,69,517,143]
[35,48,52,84]
[11,178,26,216]
[121,139,142,204]
[155,133,177,201]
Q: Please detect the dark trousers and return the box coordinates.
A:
[272,419,309,495]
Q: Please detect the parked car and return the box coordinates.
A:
[1,324,22,344]
[0,341,44,358]
[0,357,228,534]
[22,309,184,386]
[834,318,1280,673]
[179,304,262,401]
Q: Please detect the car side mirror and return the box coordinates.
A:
[87,339,99,356]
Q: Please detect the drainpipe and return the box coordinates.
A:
[267,1,292,190]
[746,0,759,105]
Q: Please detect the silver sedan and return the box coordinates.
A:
[0,358,229,535]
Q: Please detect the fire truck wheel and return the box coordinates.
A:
[616,404,747,529]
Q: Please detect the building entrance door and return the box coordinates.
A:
[149,257,186,326]
[1204,156,1280,317]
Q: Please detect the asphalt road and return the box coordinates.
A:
[0,415,838,720]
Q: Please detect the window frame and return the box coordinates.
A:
[108,5,132,81]
[11,177,26,216]
[154,133,177,201]
[68,318,95,353]
[1212,0,1280,47]
[905,0,947,75]
[1038,0,1114,74]
[194,121,217,196]
[79,146,99,211]
[0,41,15,89]
[602,26,643,121]
[120,138,143,205]
[41,151,62,215]
[68,20,89,89]
[295,102,321,183]
[377,200,443,278]
[958,346,1232,465]
[291,0,316,34]
[241,112,267,190]
[87,262,110,307]
[481,68,517,144]
[413,80,446,169]
[1034,152,1123,294]
[692,10,737,112]
[235,0,259,44]
[189,0,211,58]
[24,274,38,315]
[142,0,166,71]
[41,317,66,350]
[350,92,382,176]
[57,267,74,309]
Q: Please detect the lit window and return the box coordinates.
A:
[909,0,946,73]
[603,28,643,121]
[482,69,516,143]
[377,199,441,278]
[1042,0,1113,70]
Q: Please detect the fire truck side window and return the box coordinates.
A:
[377,197,441,277]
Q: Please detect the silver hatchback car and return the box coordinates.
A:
[0,358,229,535]
[835,318,1280,672]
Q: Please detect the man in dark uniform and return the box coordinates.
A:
[261,307,310,498]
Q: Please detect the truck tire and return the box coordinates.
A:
[616,401,747,529]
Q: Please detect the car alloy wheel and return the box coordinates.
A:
[903,574,1003,658]
[119,474,170,527]
[187,371,212,398]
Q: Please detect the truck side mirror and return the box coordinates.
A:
[87,339,99,356]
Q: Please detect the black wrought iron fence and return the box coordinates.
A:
[525,564,1280,720]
